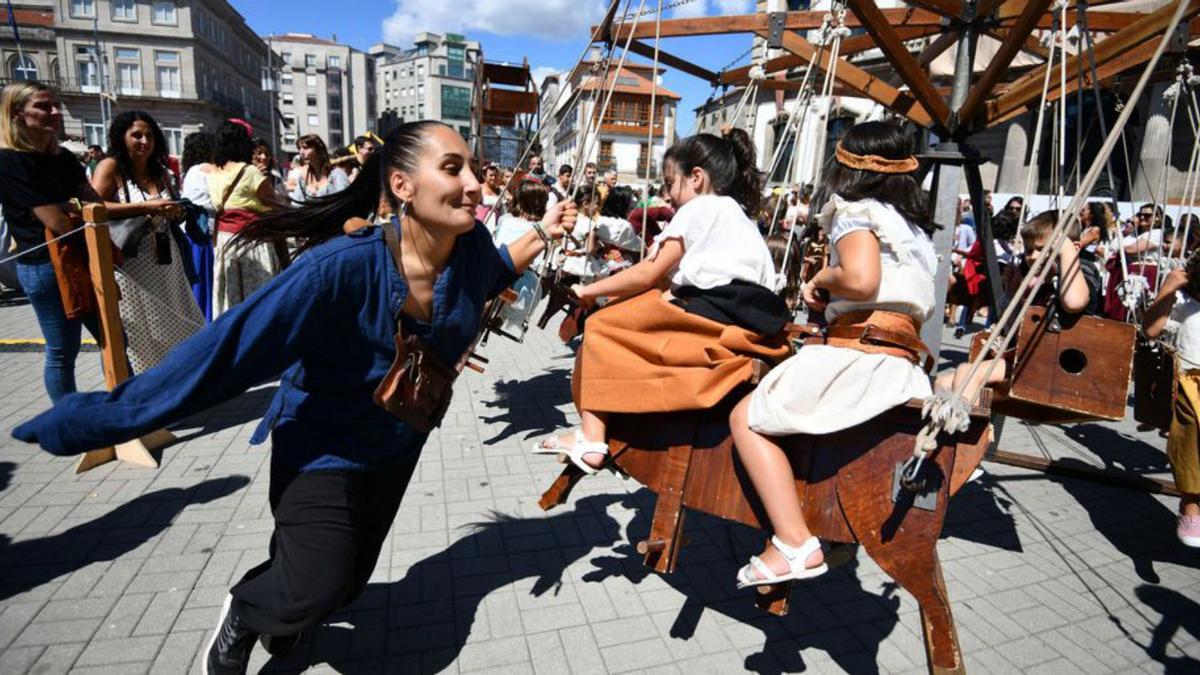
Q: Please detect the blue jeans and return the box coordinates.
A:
[16,261,101,402]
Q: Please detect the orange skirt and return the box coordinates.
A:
[573,290,791,413]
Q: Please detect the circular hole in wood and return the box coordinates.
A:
[1059,348,1088,375]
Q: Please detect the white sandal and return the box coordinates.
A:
[735,535,827,589]
[531,429,609,475]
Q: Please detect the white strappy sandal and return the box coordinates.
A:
[530,429,609,475]
[736,535,828,589]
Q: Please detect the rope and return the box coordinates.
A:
[639,0,664,259]
[910,0,1193,470]
[0,223,97,267]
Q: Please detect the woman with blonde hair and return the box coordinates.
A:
[287,134,349,203]
[0,82,103,400]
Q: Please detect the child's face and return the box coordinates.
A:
[1023,232,1078,268]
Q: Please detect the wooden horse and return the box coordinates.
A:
[540,384,992,674]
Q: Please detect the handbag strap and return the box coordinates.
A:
[218,164,250,215]
[382,220,406,337]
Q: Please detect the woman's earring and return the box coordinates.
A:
[397,200,408,222]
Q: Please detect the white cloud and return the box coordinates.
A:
[714,0,754,14]
[671,1,710,18]
[530,66,561,90]
[382,0,609,46]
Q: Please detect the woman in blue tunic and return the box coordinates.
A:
[12,122,576,675]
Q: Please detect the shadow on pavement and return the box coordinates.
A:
[1136,584,1200,673]
[271,489,900,675]
[479,369,573,446]
[169,385,279,444]
[0,474,250,601]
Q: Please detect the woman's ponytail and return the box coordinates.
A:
[723,127,763,218]
[235,151,384,255]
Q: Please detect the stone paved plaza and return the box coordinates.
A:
[1,296,1199,674]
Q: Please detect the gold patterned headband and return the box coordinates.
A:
[835,142,919,174]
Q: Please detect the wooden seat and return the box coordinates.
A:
[970,305,1136,423]
[1133,338,1177,431]
[539,387,991,674]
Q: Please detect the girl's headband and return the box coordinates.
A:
[835,141,918,174]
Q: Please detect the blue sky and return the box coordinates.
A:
[235,0,758,132]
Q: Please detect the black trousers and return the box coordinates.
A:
[231,450,421,636]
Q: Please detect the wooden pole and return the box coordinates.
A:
[74,204,173,473]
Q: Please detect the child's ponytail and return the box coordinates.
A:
[723,127,764,218]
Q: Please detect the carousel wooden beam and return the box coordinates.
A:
[606,8,945,41]
[983,28,1050,61]
[848,0,950,131]
[1021,10,1176,32]
[764,29,934,128]
[984,37,1159,128]
[627,39,720,84]
[906,0,964,20]
[986,0,1200,125]
[720,24,943,85]
[959,0,1053,128]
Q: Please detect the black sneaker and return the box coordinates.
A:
[953,326,966,339]
[204,594,259,675]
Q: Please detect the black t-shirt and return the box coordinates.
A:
[0,147,87,264]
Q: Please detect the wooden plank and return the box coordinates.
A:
[986,0,1200,125]
[983,27,1050,60]
[958,0,1053,127]
[906,0,964,20]
[721,25,943,86]
[989,449,1181,496]
[765,29,934,128]
[607,8,946,41]
[849,0,950,131]
[481,62,528,88]
[485,88,539,115]
[627,39,720,84]
[76,206,169,473]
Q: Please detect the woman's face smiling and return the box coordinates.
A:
[392,125,481,235]
[124,120,155,161]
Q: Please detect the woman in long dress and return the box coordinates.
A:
[92,110,203,373]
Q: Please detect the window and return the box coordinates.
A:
[328,55,340,69]
[305,54,316,68]
[281,73,293,86]
[156,51,180,97]
[599,140,615,172]
[417,83,424,98]
[306,94,317,107]
[417,63,424,77]
[10,55,37,80]
[447,45,465,79]
[281,92,294,105]
[283,113,296,127]
[305,74,317,87]
[162,127,182,156]
[283,132,296,146]
[458,126,470,141]
[84,121,105,147]
[152,1,177,25]
[112,0,136,21]
[418,103,424,117]
[70,0,94,18]
[440,85,471,120]
[307,114,319,126]
[280,51,292,66]
[115,48,141,95]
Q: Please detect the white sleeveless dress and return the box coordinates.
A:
[112,178,204,373]
[747,195,937,436]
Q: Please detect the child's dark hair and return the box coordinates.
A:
[601,185,637,219]
[214,120,254,166]
[181,131,214,174]
[1021,209,1080,242]
[663,128,763,217]
[817,121,936,235]
[991,210,1019,242]
[1186,251,1200,299]
[513,178,549,220]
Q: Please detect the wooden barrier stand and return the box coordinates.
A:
[74,204,174,473]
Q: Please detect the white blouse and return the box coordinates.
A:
[819,195,937,323]
[651,194,775,291]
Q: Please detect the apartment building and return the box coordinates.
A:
[0,0,268,155]
[267,33,374,155]
[370,32,481,141]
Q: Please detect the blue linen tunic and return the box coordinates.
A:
[12,222,518,470]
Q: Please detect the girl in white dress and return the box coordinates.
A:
[728,121,939,588]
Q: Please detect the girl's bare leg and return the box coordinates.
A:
[547,409,609,468]
[729,395,823,577]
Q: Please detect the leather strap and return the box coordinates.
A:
[218,164,250,214]
[791,311,934,373]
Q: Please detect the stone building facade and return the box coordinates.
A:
[267,33,375,155]
[370,32,482,141]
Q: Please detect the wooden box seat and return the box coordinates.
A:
[1133,339,1177,431]
[970,305,1136,423]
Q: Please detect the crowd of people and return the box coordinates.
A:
[5,77,1200,675]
